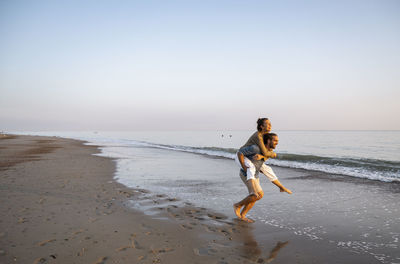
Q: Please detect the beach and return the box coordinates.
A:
[0,134,398,264]
[0,135,236,264]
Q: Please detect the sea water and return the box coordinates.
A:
[17,130,400,182]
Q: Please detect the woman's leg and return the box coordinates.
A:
[235,154,257,181]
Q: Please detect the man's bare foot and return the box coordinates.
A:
[241,217,255,223]
[280,187,292,194]
[233,204,242,218]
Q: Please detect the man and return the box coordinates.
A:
[234,133,292,223]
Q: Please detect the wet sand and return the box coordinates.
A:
[0,135,383,263]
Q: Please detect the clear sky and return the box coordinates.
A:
[1,0,399,131]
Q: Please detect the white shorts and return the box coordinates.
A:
[235,153,278,182]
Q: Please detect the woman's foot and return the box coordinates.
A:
[280,187,292,194]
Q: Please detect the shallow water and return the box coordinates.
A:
[96,144,400,264]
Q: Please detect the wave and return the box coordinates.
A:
[269,155,400,183]
[117,140,400,183]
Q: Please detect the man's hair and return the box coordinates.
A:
[263,133,277,143]
[257,118,269,131]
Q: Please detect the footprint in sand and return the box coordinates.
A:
[115,246,131,252]
[76,248,86,256]
[72,229,85,236]
[33,257,47,264]
[153,248,175,254]
[18,217,27,223]
[193,247,217,256]
[169,213,180,218]
[118,190,133,198]
[207,213,227,220]
[93,256,107,264]
[37,239,56,246]
[203,225,218,233]
[141,223,151,229]
[219,229,232,236]
[19,207,29,212]
[130,239,142,249]
[180,224,193,230]
[101,210,114,215]
[89,217,98,223]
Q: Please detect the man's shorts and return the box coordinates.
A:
[235,153,278,182]
[240,170,262,195]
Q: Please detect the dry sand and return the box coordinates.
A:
[0,135,381,264]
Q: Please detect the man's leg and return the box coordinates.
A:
[234,177,260,220]
[241,191,263,222]
[234,195,257,222]
[240,201,256,222]
[234,194,257,217]
[234,178,263,222]
[234,179,259,215]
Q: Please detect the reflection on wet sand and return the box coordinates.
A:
[237,223,289,263]
[266,241,289,263]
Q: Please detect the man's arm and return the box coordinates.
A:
[259,164,292,194]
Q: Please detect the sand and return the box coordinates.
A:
[0,135,383,264]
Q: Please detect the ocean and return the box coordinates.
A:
[17,130,400,183]
[13,130,400,263]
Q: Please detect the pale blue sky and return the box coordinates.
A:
[1,0,399,131]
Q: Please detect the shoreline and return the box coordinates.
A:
[0,134,385,263]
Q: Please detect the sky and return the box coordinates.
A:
[1,0,399,131]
